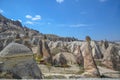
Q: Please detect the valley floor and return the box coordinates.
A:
[38,64,120,79]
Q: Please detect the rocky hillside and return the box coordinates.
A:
[0,14,120,79]
[0,14,78,42]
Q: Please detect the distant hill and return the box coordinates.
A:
[0,14,78,41]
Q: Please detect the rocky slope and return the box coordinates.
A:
[0,14,78,42]
[0,14,120,79]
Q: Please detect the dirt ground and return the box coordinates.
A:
[38,64,120,79]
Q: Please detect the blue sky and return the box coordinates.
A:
[0,0,120,41]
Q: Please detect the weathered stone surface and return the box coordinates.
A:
[0,42,32,57]
[37,40,43,57]
[22,39,32,50]
[91,41,103,59]
[102,45,120,70]
[0,41,3,52]
[3,38,14,47]
[37,40,52,64]
[53,53,67,66]
[53,52,76,66]
[82,42,100,77]
[73,45,83,65]
[0,43,43,79]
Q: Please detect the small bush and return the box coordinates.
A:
[33,54,42,63]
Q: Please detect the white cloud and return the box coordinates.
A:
[25,15,41,21]
[32,15,41,21]
[0,9,3,13]
[99,0,107,2]
[26,21,33,24]
[18,19,22,22]
[56,0,64,4]
[57,23,92,28]
[26,15,32,19]
[69,24,88,27]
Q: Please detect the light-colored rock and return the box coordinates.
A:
[82,42,100,77]
[37,40,52,64]
[3,38,14,47]
[53,52,77,66]
[53,53,67,66]
[102,45,120,70]
[73,45,83,65]
[91,41,103,59]
[0,42,43,79]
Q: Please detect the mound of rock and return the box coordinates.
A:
[0,42,43,79]
[53,52,76,66]
[82,42,100,78]
[37,40,52,64]
[102,45,120,70]
[91,41,103,59]
[73,45,83,65]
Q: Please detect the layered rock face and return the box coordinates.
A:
[37,40,43,57]
[73,45,83,65]
[0,43,43,79]
[0,41,3,52]
[82,42,100,77]
[48,41,103,59]
[53,53,67,66]
[37,40,52,64]
[102,45,120,70]
[91,41,103,59]
[53,52,76,66]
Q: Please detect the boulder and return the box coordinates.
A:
[53,52,76,66]
[37,40,52,64]
[53,53,67,66]
[37,40,43,57]
[82,42,100,77]
[73,45,83,65]
[0,43,43,79]
[102,45,120,70]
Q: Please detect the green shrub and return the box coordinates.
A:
[33,54,42,63]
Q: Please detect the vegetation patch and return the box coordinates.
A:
[33,54,42,63]
[44,75,66,79]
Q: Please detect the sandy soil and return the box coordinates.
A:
[38,64,120,78]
